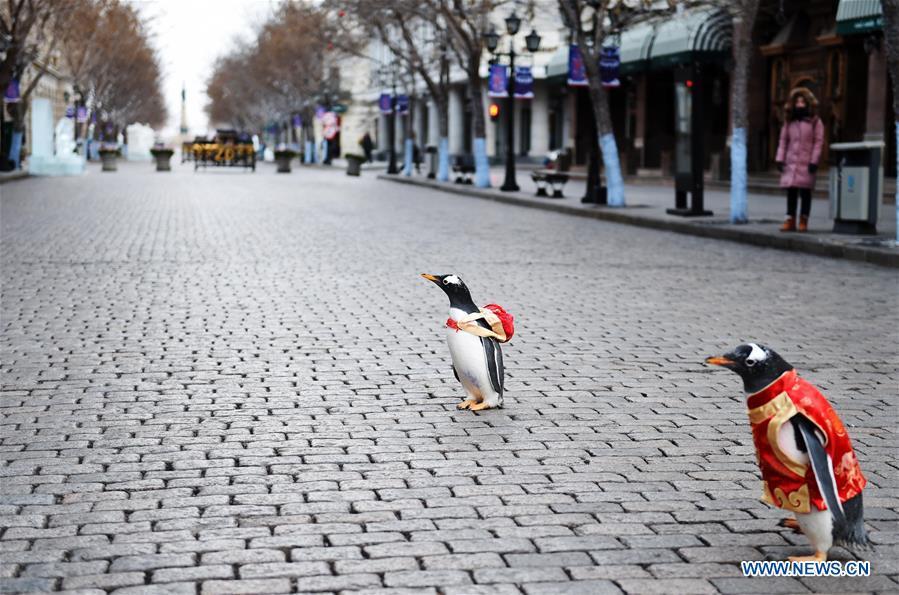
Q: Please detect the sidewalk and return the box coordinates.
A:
[377,166,898,268]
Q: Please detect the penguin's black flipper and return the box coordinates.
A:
[481,337,503,396]
[453,366,460,383]
[793,413,847,529]
[833,492,871,550]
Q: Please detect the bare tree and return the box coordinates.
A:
[206,2,338,158]
[882,0,899,241]
[558,0,662,207]
[325,0,453,179]
[430,0,501,188]
[723,0,759,223]
[0,0,78,165]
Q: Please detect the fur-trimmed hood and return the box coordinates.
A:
[784,87,818,120]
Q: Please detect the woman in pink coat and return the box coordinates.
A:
[775,88,824,232]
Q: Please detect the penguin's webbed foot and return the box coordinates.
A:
[457,399,477,410]
[469,401,497,411]
[780,517,802,533]
[788,551,827,562]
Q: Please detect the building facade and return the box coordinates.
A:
[339,0,892,181]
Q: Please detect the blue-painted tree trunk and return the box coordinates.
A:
[473,137,490,188]
[9,131,23,169]
[437,137,450,182]
[321,140,328,164]
[304,141,314,164]
[599,133,624,207]
[730,127,749,223]
[403,138,414,176]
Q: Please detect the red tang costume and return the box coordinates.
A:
[446,304,514,343]
[746,369,866,514]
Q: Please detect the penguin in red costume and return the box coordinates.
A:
[706,343,870,562]
[421,274,512,411]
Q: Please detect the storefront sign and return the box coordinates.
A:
[568,45,587,87]
[514,66,534,99]
[600,46,621,88]
[488,63,508,98]
[378,93,392,114]
[4,79,20,103]
[396,94,410,115]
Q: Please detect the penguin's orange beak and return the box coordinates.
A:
[705,356,734,367]
[421,273,439,283]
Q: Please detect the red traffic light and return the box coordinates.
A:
[685,79,694,88]
[489,102,500,120]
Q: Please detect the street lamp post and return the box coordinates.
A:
[379,64,400,175]
[484,14,540,192]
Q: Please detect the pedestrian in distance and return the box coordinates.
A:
[775,87,824,233]
[359,132,373,163]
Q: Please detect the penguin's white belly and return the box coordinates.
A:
[777,419,810,467]
[446,324,494,400]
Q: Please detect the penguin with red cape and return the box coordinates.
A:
[707,343,870,561]
[422,274,514,411]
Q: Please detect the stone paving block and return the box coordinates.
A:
[383,570,472,588]
[202,578,292,594]
[113,583,198,595]
[238,562,331,579]
[618,578,719,594]
[62,572,145,590]
[202,549,285,565]
[294,574,382,592]
[522,580,623,595]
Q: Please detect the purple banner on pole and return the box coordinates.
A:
[600,46,621,88]
[4,79,20,103]
[396,94,410,115]
[514,66,534,99]
[77,106,88,123]
[567,44,587,87]
[487,63,508,98]
[378,93,392,114]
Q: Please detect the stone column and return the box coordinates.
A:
[530,83,550,157]
[448,87,465,154]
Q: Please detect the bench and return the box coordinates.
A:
[531,149,573,198]
[452,154,475,184]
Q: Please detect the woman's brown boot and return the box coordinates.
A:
[780,216,796,232]
[798,216,809,232]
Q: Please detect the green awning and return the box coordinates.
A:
[545,45,568,79]
[615,21,655,75]
[836,0,883,35]
[648,8,732,69]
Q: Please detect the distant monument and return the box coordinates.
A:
[180,83,188,136]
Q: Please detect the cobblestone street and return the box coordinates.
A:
[1,164,897,594]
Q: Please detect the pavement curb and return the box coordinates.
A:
[0,170,29,185]
[378,174,898,269]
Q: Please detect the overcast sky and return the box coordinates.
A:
[130,0,276,138]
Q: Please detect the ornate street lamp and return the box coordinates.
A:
[483,14,540,192]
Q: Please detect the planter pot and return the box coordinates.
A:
[275,155,293,173]
[152,151,173,171]
[100,152,117,172]
[346,156,363,177]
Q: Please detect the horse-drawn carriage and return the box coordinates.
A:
[191,130,256,171]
